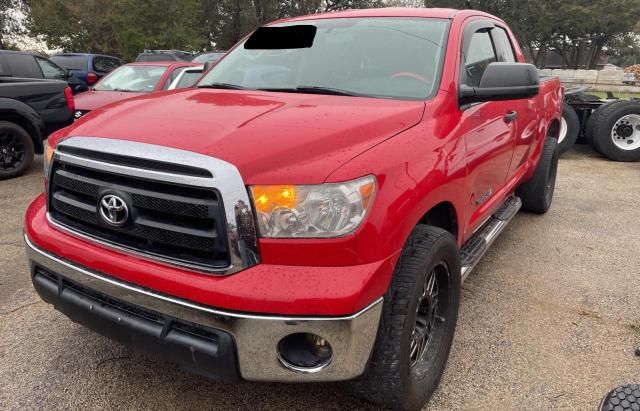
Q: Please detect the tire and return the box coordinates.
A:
[558,103,579,155]
[350,225,461,411]
[585,100,623,150]
[0,121,35,180]
[517,137,559,214]
[598,384,640,411]
[591,100,640,162]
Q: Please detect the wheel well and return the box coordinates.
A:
[548,119,561,138]
[418,202,458,241]
[0,113,43,154]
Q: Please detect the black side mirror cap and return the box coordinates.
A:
[203,61,215,72]
[460,63,540,105]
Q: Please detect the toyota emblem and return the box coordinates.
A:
[99,194,129,227]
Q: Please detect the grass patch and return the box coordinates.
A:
[631,323,640,336]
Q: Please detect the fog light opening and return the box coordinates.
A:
[277,333,333,373]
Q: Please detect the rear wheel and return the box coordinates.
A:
[517,137,559,214]
[558,104,579,155]
[0,121,34,180]
[585,100,624,151]
[591,100,640,162]
[350,225,461,411]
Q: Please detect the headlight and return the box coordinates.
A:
[250,175,376,238]
[43,140,54,178]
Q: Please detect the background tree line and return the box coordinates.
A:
[2,0,640,68]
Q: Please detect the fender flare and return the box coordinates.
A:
[0,98,46,154]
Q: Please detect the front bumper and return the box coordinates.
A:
[26,236,383,382]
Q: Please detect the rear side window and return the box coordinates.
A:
[50,55,89,70]
[0,56,7,75]
[464,30,497,87]
[7,54,42,78]
[93,56,121,73]
[492,27,516,63]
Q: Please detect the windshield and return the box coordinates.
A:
[198,17,449,100]
[94,65,167,92]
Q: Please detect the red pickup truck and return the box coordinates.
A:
[24,8,562,410]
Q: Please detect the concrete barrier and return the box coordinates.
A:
[539,68,635,90]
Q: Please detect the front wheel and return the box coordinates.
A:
[350,225,461,411]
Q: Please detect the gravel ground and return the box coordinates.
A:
[1,145,639,410]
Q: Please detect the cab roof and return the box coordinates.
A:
[284,7,501,23]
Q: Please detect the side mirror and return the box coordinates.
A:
[460,63,539,105]
[203,61,215,72]
[74,84,89,94]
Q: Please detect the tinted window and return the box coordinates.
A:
[35,57,66,80]
[464,30,497,87]
[492,27,516,63]
[0,56,7,75]
[7,54,42,78]
[50,55,89,70]
[94,65,167,92]
[199,18,450,100]
[93,56,122,72]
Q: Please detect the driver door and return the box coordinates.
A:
[458,21,517,237]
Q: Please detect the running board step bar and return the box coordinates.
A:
[460,195,522,282]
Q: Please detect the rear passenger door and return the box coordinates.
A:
[458,20,517,236]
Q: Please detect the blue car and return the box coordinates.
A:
[50,53,122,86]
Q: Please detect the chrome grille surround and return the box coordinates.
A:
[47,136,260,275]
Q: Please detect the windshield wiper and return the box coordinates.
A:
[198,82,248,90]
[260,86,363,97]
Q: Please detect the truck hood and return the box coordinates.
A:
[63,89,425,184]
[74,90,146,111]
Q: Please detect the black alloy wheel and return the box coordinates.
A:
[0,121,35,180]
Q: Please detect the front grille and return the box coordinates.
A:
[48,158,230,271]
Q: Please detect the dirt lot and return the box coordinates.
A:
[1,145,639,410]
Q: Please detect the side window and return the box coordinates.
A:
[163,67,187,90]
[492,27,516,63]
[0,55,7,75]
[35,57,66,80]
[464,30,497,87]
[7,54,42,78]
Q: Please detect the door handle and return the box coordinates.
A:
[504,111,518,124]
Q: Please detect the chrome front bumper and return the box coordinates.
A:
[25,235,383,382]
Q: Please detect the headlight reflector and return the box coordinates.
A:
[250,176,376,238]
